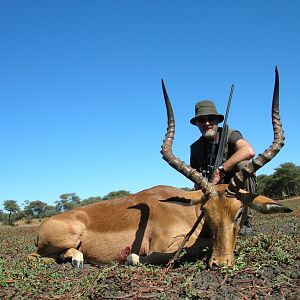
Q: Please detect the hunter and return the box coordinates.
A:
[190,100,256,236]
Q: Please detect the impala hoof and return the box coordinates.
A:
[210,262,220,270]
[72,259,84,269]
[126,253,140,265]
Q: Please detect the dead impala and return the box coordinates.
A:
[30,67,292,269]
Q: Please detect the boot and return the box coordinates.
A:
[240,220,256,236]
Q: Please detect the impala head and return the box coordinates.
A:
[161,67,292,269]
[202,185,291,269]
[201,186,242,268]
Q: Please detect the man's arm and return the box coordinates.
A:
[211,139,255,185]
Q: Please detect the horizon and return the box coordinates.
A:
[1,1,299,209]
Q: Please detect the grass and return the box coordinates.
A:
[0,197,299,299]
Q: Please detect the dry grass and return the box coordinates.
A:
[0,198,299,299]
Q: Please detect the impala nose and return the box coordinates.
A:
[209,255,233,270]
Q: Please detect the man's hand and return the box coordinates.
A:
[211,169,222,185]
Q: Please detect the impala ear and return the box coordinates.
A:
[238,192,293,214]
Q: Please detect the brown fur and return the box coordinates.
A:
[32,184,292,268]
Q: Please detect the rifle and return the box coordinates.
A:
[209,84,234,182]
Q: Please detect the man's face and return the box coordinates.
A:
[195,115,218,140]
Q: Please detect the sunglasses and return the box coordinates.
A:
[196,116,218,124]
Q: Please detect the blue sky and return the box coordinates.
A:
[0,1,299,209]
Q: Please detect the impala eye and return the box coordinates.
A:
[234,208,243,223]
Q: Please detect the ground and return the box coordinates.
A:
[0,198,299,299]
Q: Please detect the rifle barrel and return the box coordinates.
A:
[210,84,234,181]
[224,84,234,122]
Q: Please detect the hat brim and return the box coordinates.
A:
[190,114,224,125]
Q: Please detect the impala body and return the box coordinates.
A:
[32,67,292,269]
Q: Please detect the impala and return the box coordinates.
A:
[31,67,292,269]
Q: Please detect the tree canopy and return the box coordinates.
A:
[55,193,81,212]
[23,200,55,218]
[257,162,300,199]
[102,190,131,200]
[3,200,20,220]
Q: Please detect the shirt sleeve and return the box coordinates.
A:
[228,130,243,144]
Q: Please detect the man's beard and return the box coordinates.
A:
[203,127,217,139]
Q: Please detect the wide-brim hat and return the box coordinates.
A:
[190,100,224,125]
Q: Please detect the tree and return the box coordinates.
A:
[272,162,300,197]
[80,196,102,206]
[23,200,55,218]
[257,174,272,196]
[55,193,81,212]
[257,162,300,199]
[0,209,4,222]
[3,200,20,220]
[102,190,131,200]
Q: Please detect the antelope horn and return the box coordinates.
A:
[226,66,284,195]
[161,79,217,197]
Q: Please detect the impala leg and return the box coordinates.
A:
[27,252,57,264]
[127,252,175,265]
[27,252,41,260]
[60,248,84,268]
